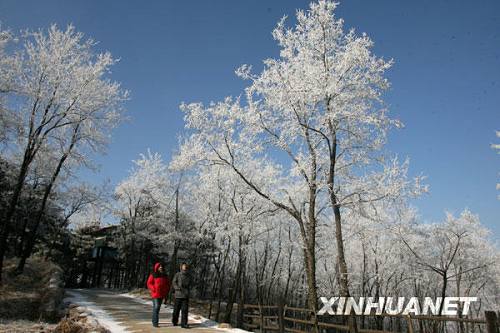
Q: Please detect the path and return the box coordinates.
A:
[66,289,234,333]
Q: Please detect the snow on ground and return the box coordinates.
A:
[65,289,129,333]
[0,319,56,333]
[120,293,249,333]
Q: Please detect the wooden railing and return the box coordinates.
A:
[242,304,499,333]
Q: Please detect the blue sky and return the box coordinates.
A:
[1,0,499,237]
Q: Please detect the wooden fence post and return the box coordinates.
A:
[485,311,499,333]
[405,315,414,333]
[260,304,265,333]
[312,308,319,333]
[347,313,356,333]
[278,302,285,333]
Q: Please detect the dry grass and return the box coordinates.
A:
[0,257,60,332]
[0,258,111,332]
[0,319,56,333]
[53,318,109,333]
[0,257,59,320]
[52,306,110,333]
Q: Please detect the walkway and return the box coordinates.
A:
[65,289,233,333]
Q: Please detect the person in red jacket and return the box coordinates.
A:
[147,262,170,327]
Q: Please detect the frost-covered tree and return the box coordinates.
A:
[184,163,279,322]
[400,210,498,317]
[0,27,20,146]
[114,151,198,287]
[114,151,170,287]
[492,131,500,198]
[115,152,171,247]
[174,0,425,315]
[0,24,126,280]
[45,182,110,258]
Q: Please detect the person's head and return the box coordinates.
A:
[155,262,164,273]
[180,262,189,272]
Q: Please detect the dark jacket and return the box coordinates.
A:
[147,263,170,299]
[172,270,191,299]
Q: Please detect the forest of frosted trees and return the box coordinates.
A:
[0,1,499,332]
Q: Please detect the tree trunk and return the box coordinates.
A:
[327,124,357,332]
[0,158,31,284]
[224,236,244,323]
[236,262,246,328]
[16,217,29,256]
[303,243,318,313]
[16,123,80,273]
[216,240,231,322]
[17,153,70,272]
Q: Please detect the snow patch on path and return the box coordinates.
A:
[65,289,129,333]
[119,293,249,333]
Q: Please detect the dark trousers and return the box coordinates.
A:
[152,298,163,326]
[172,297,189,326]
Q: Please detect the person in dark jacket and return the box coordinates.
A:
[147,262,170,327]
[172,262,192,328]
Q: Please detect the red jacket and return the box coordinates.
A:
[147,263,170,299]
